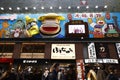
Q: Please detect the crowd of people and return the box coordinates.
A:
[86,64,119,80]
[0,63,76,80]
[0,63,119,80]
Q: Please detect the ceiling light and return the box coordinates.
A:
[104,5,107,8]
[25,7,28,10]
[0,7,4,10]
[33,7,36,10]
[68,6,71,9]
[86,6,89,9]
[59,6,62,9]
[50,6,53,9]
[41,6,44,9]
[9,7,12,10]
[77,6,80,9]
[95,5,98,8]
[17,7,20,10]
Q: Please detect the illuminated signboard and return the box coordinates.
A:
[0,43,14,58]
[0,12,119,39]
[65,20,89,38]
[51,44,76,59]
[88,43,97,59]
[85,59,118,64]
[20,43,45,58]
[115,43,120,58]
[23,60,37,63]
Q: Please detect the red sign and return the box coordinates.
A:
[0,58,13,63]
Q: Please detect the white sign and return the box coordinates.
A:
[88,43,97,59]
[115,43,120,58]
[51,44,75,59]
[103,59,118,64]
[85,59,118,64]
[23,60,37,63]
[85,59,97,63]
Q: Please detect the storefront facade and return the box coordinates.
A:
[0,0,120,80]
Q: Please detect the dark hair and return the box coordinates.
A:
[54,63,59,68]
[108,65,115,72]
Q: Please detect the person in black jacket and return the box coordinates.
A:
[106,65,118,80]
[48,63,59,80]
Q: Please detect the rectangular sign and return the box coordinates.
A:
[88,43,97,59]
[85,59,118,64]
[51,44,76,59]
[0,53,13,58]
[115,43,120,58]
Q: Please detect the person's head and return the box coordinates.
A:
[108,65,115,73]
[50,63,59,72]
[54,63,59,71]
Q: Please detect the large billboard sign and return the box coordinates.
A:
[0,12,120,39]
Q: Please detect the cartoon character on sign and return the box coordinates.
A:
[11,19,25,38]
[105,23,119,37]
[25,16,39,38]
[0,21,10,38]
[89,25,104,38]
[38,13,65,38]
[88,17,106,38]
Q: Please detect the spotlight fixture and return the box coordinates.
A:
[41,6,44,9]
[77,6,80,9]
[68,6,71,9]
[17,7,20,10]
[86,6,89,9]
[104,5,107,8]
[0,7,4,10]
[59,6,62,9]
[33,7,36,10]
[95,5,98,8]
[9,7,12,10]
[25,7,28,10]
[50,6,53,9]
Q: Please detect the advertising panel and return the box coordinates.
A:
[0,12,120,39]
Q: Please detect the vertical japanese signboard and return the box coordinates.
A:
[115,43,120,58]
[76,59,85,80]
[51,44,76,59]
[88,43,97,59]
